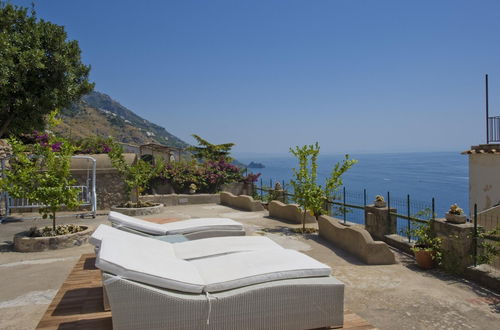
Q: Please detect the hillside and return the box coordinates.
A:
[56,91,188,148]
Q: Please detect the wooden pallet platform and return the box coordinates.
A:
[36,254,376,329]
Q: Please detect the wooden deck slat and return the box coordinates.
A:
[36,253,376,330]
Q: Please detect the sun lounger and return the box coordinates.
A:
[90,224,283,259]
[96,235,345,330]
[108,211,245,239]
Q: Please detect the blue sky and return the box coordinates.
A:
[11,0,500,154]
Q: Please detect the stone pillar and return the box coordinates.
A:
[364,205,397,240]
[0,139,12,217]
[432,218,476,271]
[272,182,286,203]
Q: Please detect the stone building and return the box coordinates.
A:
[462,144,500,215]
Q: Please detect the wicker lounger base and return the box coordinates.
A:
[103,274,344,330]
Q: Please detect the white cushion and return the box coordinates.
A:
[173,236,283,260]
[108,211,243,235]
[89,224,112,247]
[192,249,331,292]
[90,224,176,256]
[108,212,169,235]
[96,233,331,294]
[160,217,243,235]
[91,225,281,260]
[96,235,204,293]
[90,224,147,247]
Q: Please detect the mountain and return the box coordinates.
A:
[56,91,188,148]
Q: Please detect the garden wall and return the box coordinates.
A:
[70,154,136,209]
[141,193,220,206]
[220,192,265,211]
[318,215,396,265]
[268,201,317,224]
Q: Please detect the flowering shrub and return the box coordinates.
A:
[203,159,242,190]
[162,158,249,193]
[162,159,205,193]
[74,136,117,154]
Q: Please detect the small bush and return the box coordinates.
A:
[74,136,118,154]
[28,224,85,237]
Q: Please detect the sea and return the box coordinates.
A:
[237,151,469,223]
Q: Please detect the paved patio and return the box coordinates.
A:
[1,204,499,330]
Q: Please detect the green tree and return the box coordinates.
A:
[0,2,94,138]
[0,112,80,231]
[290,142,357,232]
[188,134,235,162]
[108,145,165,202]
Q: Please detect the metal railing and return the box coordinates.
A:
[255,179,499,268]
[254,180,434,243]
[488,116,500,143]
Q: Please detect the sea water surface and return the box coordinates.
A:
[237,151,468,218]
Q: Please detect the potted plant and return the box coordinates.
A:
[410,220,442,269]
[374,195,386,208]
[445,203,467,224]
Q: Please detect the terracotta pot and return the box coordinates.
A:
[445,213,467,224]
[414,249,435,269]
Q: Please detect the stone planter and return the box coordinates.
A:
[110,203,163,216]
[14,225,93,252]
[445,213,467,224]
[414,249,436,270]
[374,200,386,208]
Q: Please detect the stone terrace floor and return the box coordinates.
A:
[0,203,499,330]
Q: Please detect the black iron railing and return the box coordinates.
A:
[487,116,500,143]
[254,180,434,243]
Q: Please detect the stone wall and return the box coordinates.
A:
[362,203,481,271]
[220,182,254,196]
[318,215,396,265]
[141,194,220,206]
[72,170,128,210]
[220,192,265,211]
[268,201,317,224]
